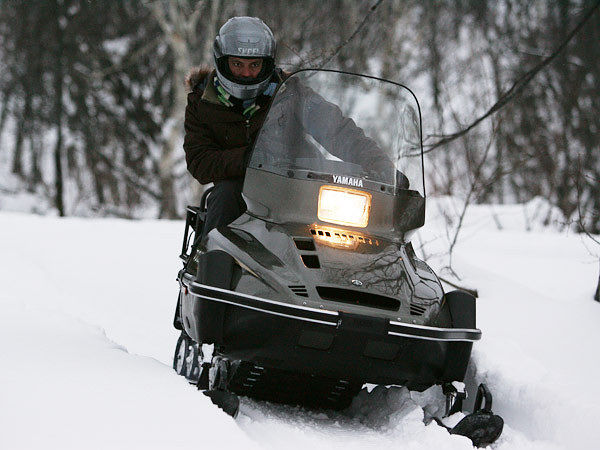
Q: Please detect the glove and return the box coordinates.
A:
[396,170,410,189]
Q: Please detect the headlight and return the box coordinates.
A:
[317,185,372,228]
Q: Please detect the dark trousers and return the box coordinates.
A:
[201,178,247,241]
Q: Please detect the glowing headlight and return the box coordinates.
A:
[317,185,372,228]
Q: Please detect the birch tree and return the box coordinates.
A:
[147,0,223,217]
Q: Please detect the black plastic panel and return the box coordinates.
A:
[317,286,400,311]
[301,254,321,268]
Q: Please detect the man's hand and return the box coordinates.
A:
[397,170,410,189]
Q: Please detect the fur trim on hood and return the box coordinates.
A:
[185,66,213,93]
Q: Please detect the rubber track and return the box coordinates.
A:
[226,361,363,410]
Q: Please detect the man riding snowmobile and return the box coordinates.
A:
[176,17,503,448]
[184,16,400,288]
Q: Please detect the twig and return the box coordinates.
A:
[74,146,162,200]
[573,156,600,302]
[91,36,163,79]
[574,156,600,246]
[315,0,386,69]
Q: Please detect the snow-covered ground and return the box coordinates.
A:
[1,203,599,449]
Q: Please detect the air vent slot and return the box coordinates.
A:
[294,238,316,251]
[316,286,400,311]
[410,303,427,316]
[289,285,309,297]
[301,254,320,268]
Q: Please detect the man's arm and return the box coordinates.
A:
[296,83,393,179]
[183,97,247,185]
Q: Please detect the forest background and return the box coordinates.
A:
[1,0,599,296]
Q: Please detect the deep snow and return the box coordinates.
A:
[1,203,599,449]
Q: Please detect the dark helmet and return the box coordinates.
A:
[213,17,276,100]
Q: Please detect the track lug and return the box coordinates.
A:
[203,390,240,418]
[197,362,211,390]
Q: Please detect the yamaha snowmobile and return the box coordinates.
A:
[173,69,503,447]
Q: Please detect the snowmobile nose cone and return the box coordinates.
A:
[412,281,437,300]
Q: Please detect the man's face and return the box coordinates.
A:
[228,57,263,79]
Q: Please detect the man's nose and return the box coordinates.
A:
[240,65,253,77]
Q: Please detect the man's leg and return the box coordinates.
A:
[201,178,246,241]
[195,178,247,343]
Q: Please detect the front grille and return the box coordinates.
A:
[316,286,400,311]
[310,226,380,246]
[410,303,427,316]
[289,285,309,297]
[301,254,320,268]
[293,238,316,251]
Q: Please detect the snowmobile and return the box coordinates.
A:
[173,69,503,447]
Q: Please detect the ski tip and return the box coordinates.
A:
[203,389,240,418]
[450,411,504,447]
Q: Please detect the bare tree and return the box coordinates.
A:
[146,0,216,218]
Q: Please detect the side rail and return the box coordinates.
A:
[179,187,214,265]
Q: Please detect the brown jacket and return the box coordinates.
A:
[183,68,280,185]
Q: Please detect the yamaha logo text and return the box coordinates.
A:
[333,175,364,188]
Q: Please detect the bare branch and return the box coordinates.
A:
[185,0,205,38]
[314,0,386,69]
[447,126,497,256]
[90,36,162,79]
[574,156,600,246]
[149,1,172,36]
[81,147,162,200]
[424,0,600,154]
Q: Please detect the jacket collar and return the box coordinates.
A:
[201,70,221,105]
[201,68,285,106]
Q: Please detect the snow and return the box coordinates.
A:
[1,206,599,449]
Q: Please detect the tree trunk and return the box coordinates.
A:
[11,111,24,177]
[158,31,188,219]
[84,123,105,206]
[12,89,32,177]
[595,260,600,302]
[52,0,65,216]
[28,134,43,191]
[150,1,216,218]
[188,0,223,205]
[0,91,11,139]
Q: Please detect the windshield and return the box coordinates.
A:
[249,69,424,195]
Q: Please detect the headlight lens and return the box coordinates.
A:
[317,185,372,228]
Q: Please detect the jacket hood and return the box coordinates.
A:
[185,66,212,93]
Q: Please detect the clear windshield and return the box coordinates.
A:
[249,70,424,194]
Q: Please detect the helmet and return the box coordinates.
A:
[213,17,276,100]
